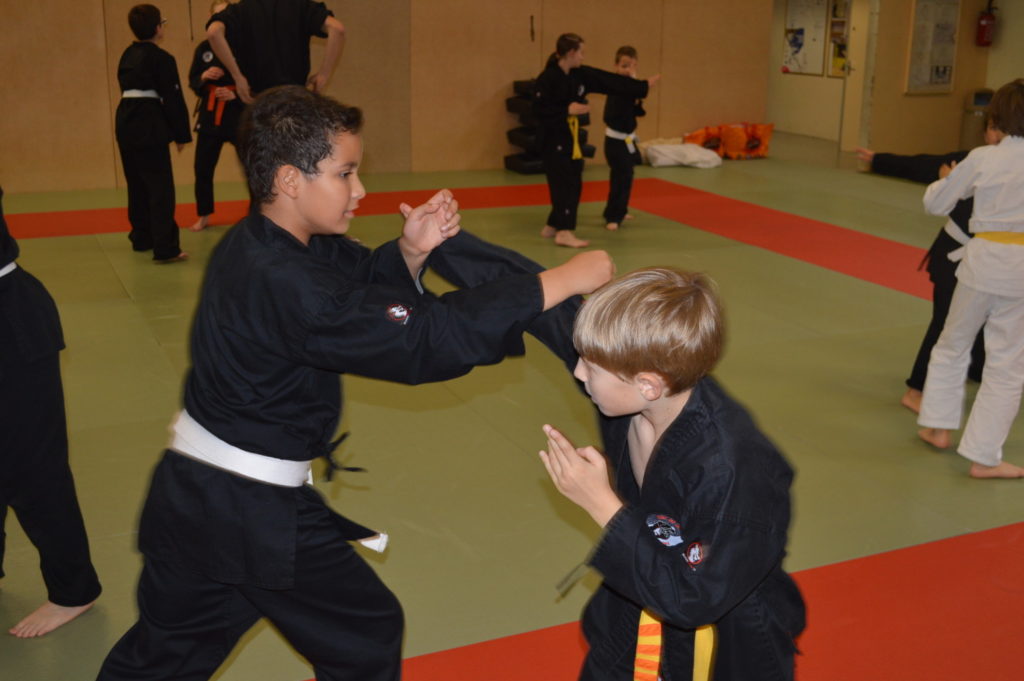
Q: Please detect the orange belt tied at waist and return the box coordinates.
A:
[206,84,236,126]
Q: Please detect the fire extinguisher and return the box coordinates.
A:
[977,1,997,47]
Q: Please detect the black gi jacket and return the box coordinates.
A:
[579,378,805,681]
[209,0,333,93]
[533,63,649,158]
[187,40,242,140]
[115,42,192,147]
[603,92,645,136]
[140,216,546,588]
[871,151,973,283]
[0,189,64,365]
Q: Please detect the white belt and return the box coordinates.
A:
[944,218,972,262]
[0,262,16,278]
[168,410,390,552]
[169,410,313,487]
[605,126,638,153]
[122,89,160,99]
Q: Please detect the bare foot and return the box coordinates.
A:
[969,462,1024,479]
[901,388,922,414]
[188,215,210,232]
[918,427,951,449]
[155,252,189,264]
[624,213,634,221]
[605,222,620,231]
[540,225,557,238]
[9,601,95,638]
[554,230,590,248]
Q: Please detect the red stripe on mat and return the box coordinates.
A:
[382,522,1023,681]
[5,179,929,299]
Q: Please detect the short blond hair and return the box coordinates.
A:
[573,268,724,394]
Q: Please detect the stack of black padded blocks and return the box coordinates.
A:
[504,79,593,174]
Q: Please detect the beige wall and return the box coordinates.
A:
[0,0,772,192]
[985,1,1024,89]
[866,0,989,154]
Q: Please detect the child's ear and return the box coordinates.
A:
[274,165,302,199]
[635,372,666,402]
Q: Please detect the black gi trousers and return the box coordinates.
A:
[96,459,403,681]
[602,137,640,224]
[117,142,182,260]
[906,272,985,390]
[193,133,236,217]
[543,151,584,231]
[0,351,101,607]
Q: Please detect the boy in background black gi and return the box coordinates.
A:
[96,85,613,681]
[602,46,646,233]
[206,0,346,104]
[187,1,243,232]
[856,139,997,413]
[534,33,658,249]
[0,188,102,638]
[539,268,805,681]
[115,4,192,262]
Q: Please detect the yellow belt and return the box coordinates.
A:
[567,115,583,160]
[633,609,716,681]
[976,231,1024,245]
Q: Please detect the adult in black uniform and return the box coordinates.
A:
[115,4,192,262]
[602,45,646,232]
[187,2,244,232]
[95,86,613,681]
[533,33,656,248]
[857,144,989,412]
[0,188,102,638]
[206,0,346,104]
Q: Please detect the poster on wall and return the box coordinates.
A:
[906,0,960,94]
[783,0,828,75]
[827,0,851,77]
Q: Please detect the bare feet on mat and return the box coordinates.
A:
[540,225,557,238]
[969,462,1024,479]
[605,222,620,231]
[9,601,95,638]
[624,213,634,220]
[918,427,951,449]
[554,230,589,248]
[188,215,210,232]
[155,252,189,264]
[900,388,922,414]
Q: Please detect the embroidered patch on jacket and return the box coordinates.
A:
[202,50,214,63]
[386,303,411,325]
[646,514,683,547]
[684,541,705,568]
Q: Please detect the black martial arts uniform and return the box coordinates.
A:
[602,92,645,225]
[115,41,192,260]
[871,151,985,388]
[96,215,560,681]
[582,378,805,681]
[188,40,242,218]
[533,62,648,232]
[209,0,333,94]
[0,188,102,609]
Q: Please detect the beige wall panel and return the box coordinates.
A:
[985,2,1024,89]
[538,1,664,166]
[0,1,118,193]
[409,0,543,172]
[868,0,989,154]
[765,0,844,140]
[659,0,772,139]
[322,0,411,174]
